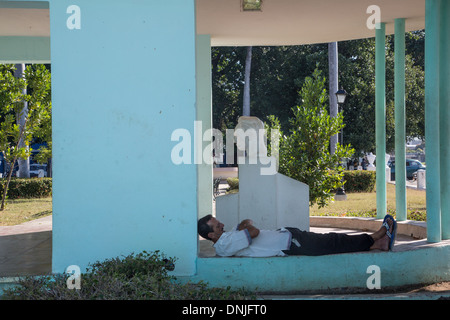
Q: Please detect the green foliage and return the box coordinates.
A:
[0,64,51,163]
[33,142,52,165]
[226,177,239,190]
[212,47,247,131]
[0,65,26,159]
[223,171,376,194]
[314,208,426,222]
[407,210,427,222]
[277,68,354,208]
[328,36,424,156]
[342,170,376,193]
[0,178,52,199]
[27,64,52,165]
[212,32,425,157]
[0,64,51,210]
[2,251,253,300]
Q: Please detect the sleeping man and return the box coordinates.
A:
[198,214,396,257]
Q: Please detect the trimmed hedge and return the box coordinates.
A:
[0,178,52,199]
[342,170,376,193]
[225,171,375,193]
[226,177,239,190]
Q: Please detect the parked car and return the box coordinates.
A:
[29,164,48,177]
[390,159,426,180]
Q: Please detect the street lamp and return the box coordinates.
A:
[335,88,347,145]
[335,88,348,105]
[335,87,348,201]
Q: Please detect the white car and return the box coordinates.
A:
[30,164,47,177]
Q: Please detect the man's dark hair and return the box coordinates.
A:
[198,214,213,241]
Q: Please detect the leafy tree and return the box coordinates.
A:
[338,34,425,156]
[212,32,425,157]
[277,68,354,208]
[0,64,51,211]
[211,46,246,131]
[30,65,52,168]
[248,45,327,131]
[337,38,377,156]
[211,45,324,132]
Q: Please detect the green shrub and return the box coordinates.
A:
[0,178,52,199]
[226,177,239,190]
[224,171,376,194]
[342,170,376,193]
[276,68,355,208]
[314,208,426,222]
[2,251,253,300]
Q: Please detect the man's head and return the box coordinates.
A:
[198,215,224,242]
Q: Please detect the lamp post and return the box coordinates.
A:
[335,88,348,200]
[335,88,347,145]
[336,88,347,103]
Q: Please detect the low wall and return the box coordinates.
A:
[186,217,449,293]
[310,216,427,239]
[190,243,450,293]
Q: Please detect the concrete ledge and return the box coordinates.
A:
[190,217,447,292]
[310,216,427,239]
[388,180,426,191]
[188,242,450,292]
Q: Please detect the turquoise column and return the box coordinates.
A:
[50,0,198,274]
[425,0,442,242]
[196,35,213,222]
[394,19,407,221]
[375,23,386,219]
[440,0,450,240]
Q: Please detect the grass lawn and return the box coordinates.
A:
[310,183,427,221]
[0,197,52,226]
[0,183,427,226]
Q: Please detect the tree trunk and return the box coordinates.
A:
[14,64,30,178]
[243,46,252,117]
[328,42,339,154]
[1,118,28,211]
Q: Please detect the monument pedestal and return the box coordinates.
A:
[216,116,310,231]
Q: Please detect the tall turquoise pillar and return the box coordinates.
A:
[425,0,442,242]
[196,35,213,223]
[50,0,198,274]
[375,23,386,219]
[394,19,407,221]
[440,0,450,240]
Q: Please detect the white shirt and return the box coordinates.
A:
[213,227,292,257]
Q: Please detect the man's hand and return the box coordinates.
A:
[238,219,253,230]
[238,219,260,238]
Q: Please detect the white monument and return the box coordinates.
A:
[417,169,426,190]
[216,116,310,231]
[366,152,376,171]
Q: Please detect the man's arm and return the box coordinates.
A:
[238,219,260,238]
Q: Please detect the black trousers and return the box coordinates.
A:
[282,227,375,256]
